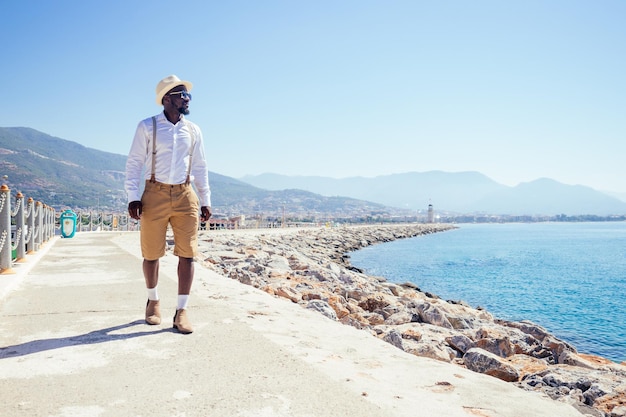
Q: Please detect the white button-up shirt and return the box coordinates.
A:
[124,112,211,207]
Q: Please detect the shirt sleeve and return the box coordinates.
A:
[190,124,211,207]
[124,120,149,203]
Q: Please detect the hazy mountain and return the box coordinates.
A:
[240,171,507,212]
[605,190,626,203]
[467,178,626,216]
[240,173,626,216]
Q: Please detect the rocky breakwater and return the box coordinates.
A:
[197,224,626,417]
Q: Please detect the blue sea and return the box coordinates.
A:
[349,222,626,363]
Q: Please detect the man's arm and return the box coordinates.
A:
[125,120,149,220]
[190,124,211,207]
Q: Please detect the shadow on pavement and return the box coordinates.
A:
[0,320,173,358]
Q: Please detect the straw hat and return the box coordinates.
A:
[155,75,193,105]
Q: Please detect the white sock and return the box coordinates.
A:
[147,287,159,301]
[177,294,189,310]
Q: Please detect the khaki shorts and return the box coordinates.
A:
[140,181,200,260]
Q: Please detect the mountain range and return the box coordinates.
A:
[2,126,625,217]
[241,172,626,216]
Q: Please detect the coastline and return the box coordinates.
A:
[197,224,626,417]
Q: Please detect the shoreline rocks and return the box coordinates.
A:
[197,224,626,417]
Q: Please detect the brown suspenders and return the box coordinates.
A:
[149,117,157,183]
[185,124,195,185]
[149,116,195,185]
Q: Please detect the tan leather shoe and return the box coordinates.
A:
[173,309,193,334]
[145,300,161,325]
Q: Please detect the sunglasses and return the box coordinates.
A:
[168,91,192,100]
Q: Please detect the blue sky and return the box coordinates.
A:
[2,1,625,193]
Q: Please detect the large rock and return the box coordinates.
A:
[475,336,515,358]
[446,334,474,355]
[306,300,338,320]
[498,319,577,362]
[358,293,392,312]
[406,341,456,362]
[415,301,453,329]
[384,311,419,326]
[464,348,520,382]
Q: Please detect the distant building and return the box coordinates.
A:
[427,204,434,223]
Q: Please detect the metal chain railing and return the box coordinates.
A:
[73,211,138,232]
[0,185,56,274]
[0,230,7,255]
[0,192,6,216]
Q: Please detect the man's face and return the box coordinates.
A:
[164,86,191,115]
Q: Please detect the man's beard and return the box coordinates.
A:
[178,107,190,115]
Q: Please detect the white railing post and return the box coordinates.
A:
[14,192,26,261]
[34,201,43,252]
[46,205,55,241]
[0,185,13,273]
[25,198,35,254]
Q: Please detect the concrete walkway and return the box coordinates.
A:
[0,232,584,417]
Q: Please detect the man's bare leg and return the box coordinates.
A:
[177,257,194,296]
[143,259,159,289]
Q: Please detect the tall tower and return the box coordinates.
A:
[427,203,434,223]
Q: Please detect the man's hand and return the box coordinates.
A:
[200,206,212,222]
[128,201,142,220]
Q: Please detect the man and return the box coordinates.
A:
[125,74,211,334]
